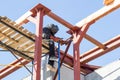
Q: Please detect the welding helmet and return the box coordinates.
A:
[47,24,59,34]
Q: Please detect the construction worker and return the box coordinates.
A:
[42,24,66,68]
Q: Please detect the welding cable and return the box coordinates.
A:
[7,48,33,75]
[31,60,34,80]
[58,41,61,80]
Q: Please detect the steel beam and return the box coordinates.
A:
[15,4,109,50]
[0,58,23,74]
[47,12,74,30]
[84,34,107,49]
[0,58,30,79]
[80,35,120,63]
[72,21,94,80]
[1,1,120,79]
[15,4,51,26]
[33,9,44,80]
[0,50,100,79]
[80,35,120,58]
[76,0,120,27]
[1,35,119,79]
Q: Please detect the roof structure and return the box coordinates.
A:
[0,0,120,80]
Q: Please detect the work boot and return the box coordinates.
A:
[47,64,57,72]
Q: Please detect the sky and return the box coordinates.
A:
[0,0,120,80]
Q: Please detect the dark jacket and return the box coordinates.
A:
[42,27,54,39]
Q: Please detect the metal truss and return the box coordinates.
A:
[0,0,120,80]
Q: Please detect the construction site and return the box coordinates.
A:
[0,0,120,80]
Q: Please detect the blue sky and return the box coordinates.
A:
[0,0,120,80]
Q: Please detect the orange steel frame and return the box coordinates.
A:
[0,1,120,80]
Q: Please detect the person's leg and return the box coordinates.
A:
[49,40,55,57]
[48,40,55,67]
[48,60,54,67]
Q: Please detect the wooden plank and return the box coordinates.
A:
[0,36,5,40]
[17,41,34,51]
[3,28,14,36]
[0,25,8,31]
[2,28,10,33]
[24,44,34,51]
[11,33,22,40]
[22,42,34,51]
[0,16,50,60]
[1,18,35,40]
[6,31,16,37]
[10,37,30,49]
[5,41,14,45]
[0,31,18,43]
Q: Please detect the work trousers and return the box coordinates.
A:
[48,40,55,67]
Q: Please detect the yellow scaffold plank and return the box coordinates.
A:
[0,16,49,60]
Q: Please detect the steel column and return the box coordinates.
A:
[73,39,80,80]
[33,9,44,80]
[72,21,94,80]
[53,40,72,80]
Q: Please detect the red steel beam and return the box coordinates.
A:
[81,63,101,70]
[15,0,120,30]
[0,59,30,79]
[15,2,120,49]
[80,35,120,63]
[1,35,119,79]
[15,3,51,26]
[33,9,44,80]
[47,12,74,30]
[75,0,120,28]
[80,35,120,59]
[60,50,101,72]
[59,35,120,72]
[82,43,120,63]
[0,58,23,74]
[0,51,73,79]
[72,21,94,80]
[60,50,95,75]
[15,3,109,51]
[84,34,107,49]
[0,51,85,79]
[0,48,101,79]
[2,1,120,79]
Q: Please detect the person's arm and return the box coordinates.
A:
[42,27,51,39]
[50,36,68,45]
